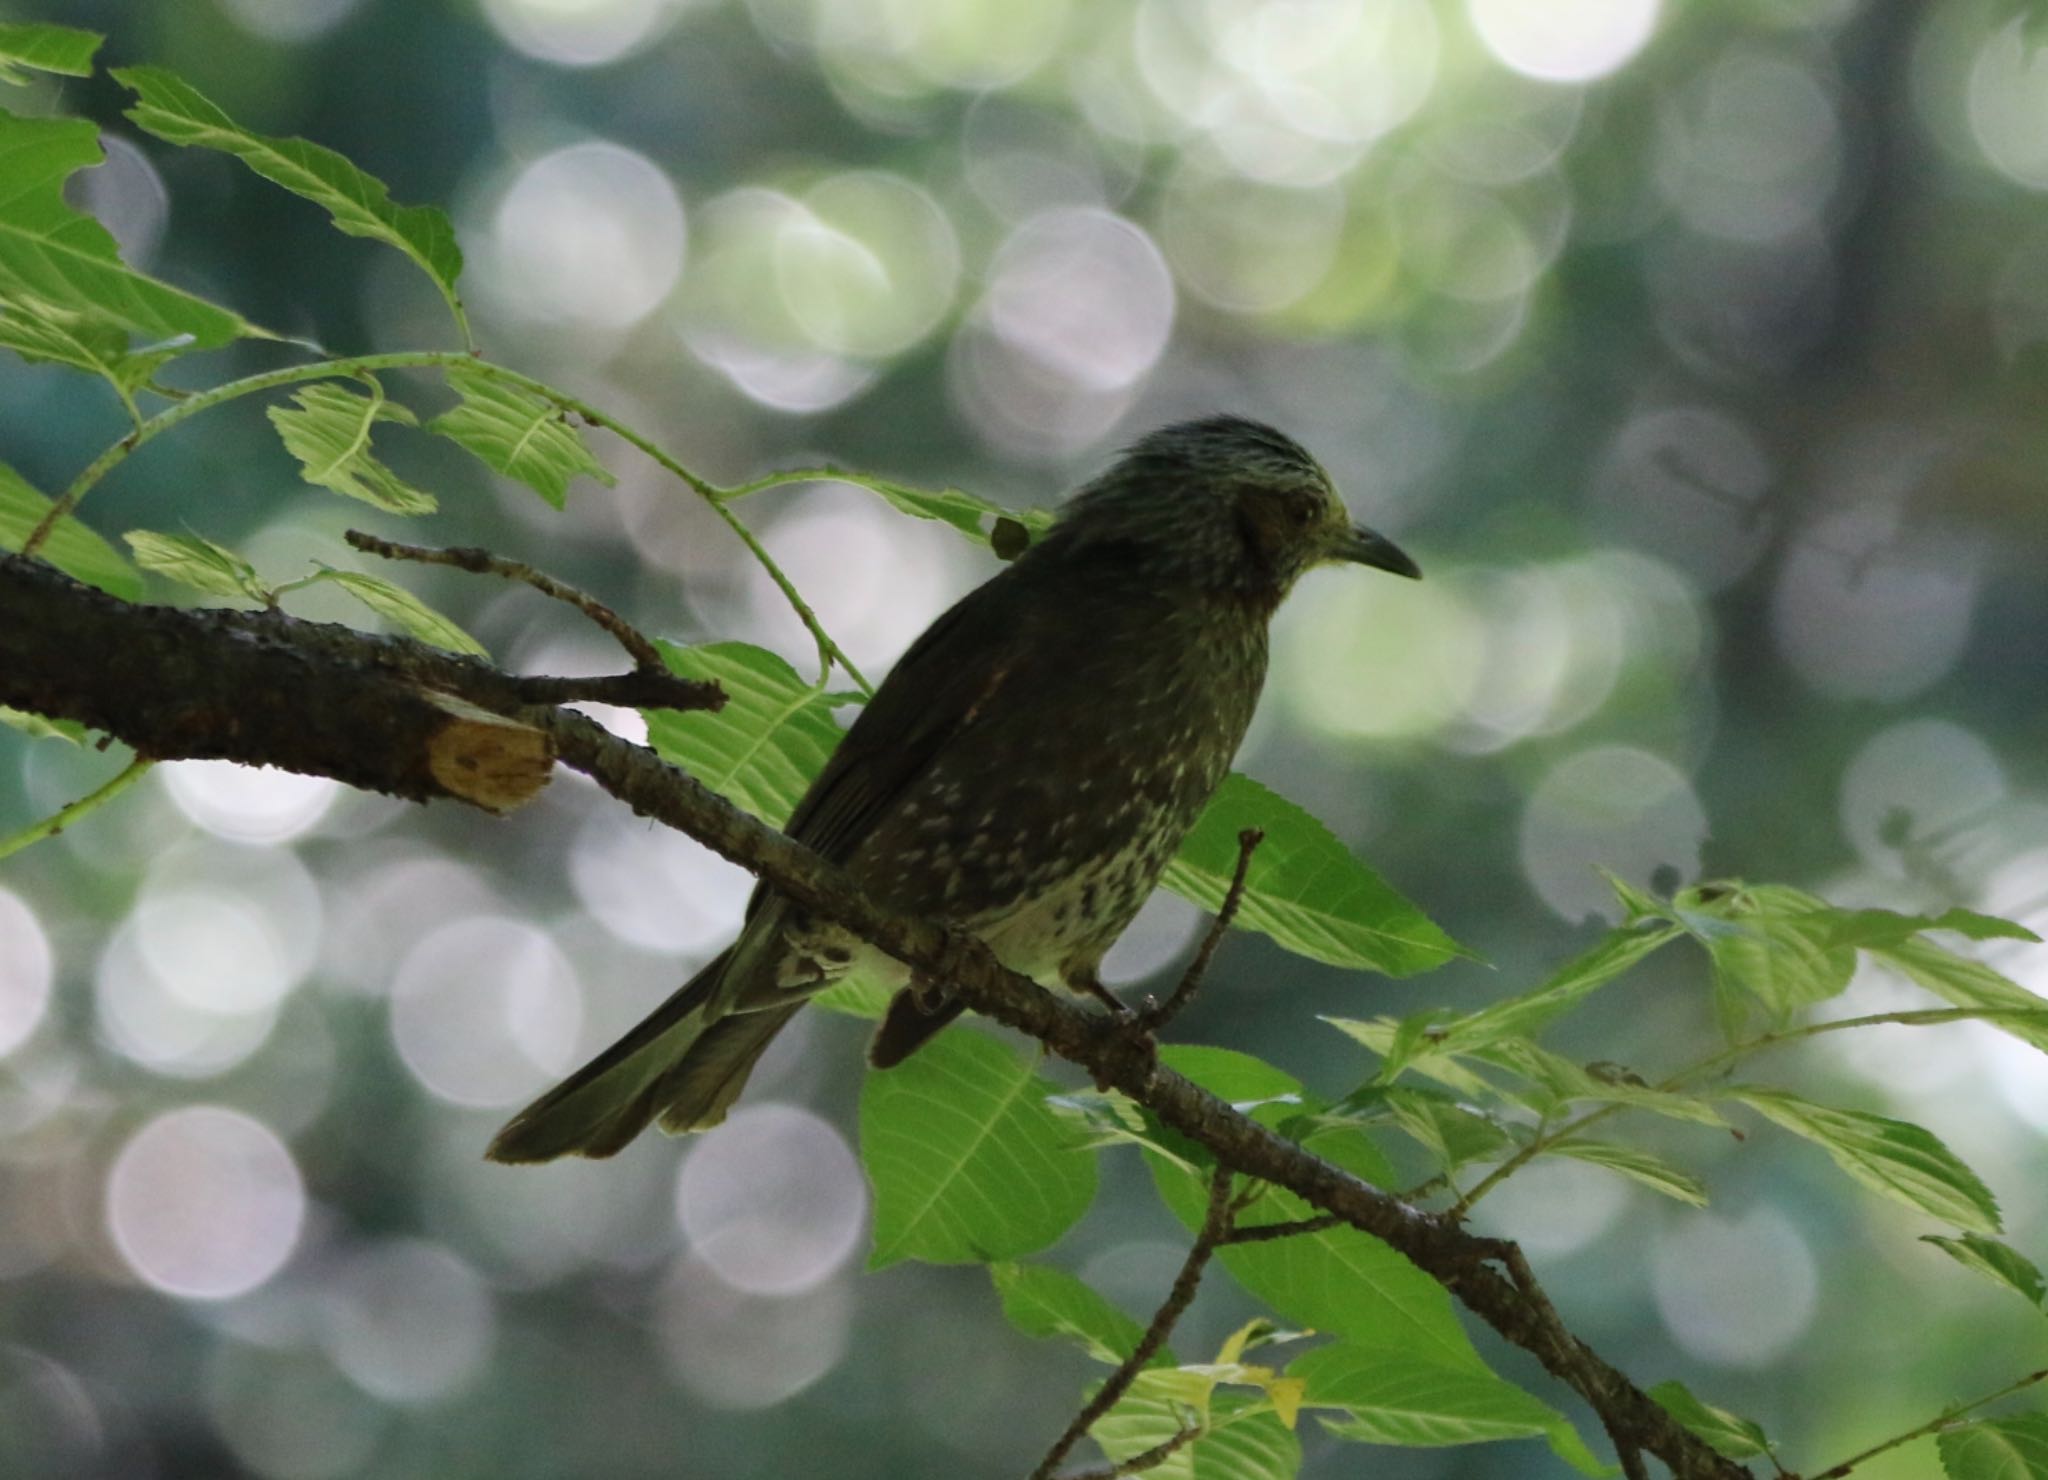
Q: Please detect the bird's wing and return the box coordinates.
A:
[778,561,1026,869]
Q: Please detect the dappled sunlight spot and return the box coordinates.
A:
[105,1107,304,1301]
[72,135,168,269]
[482,0,696,66]
[1839,719,2007,880]
[0,890,52,1059]
[984,207,1175,394]
[1588,406,1776,590]
[1652,1206,1817,1366]
[1520,745,1706,923]
[0,1347,105,1479]
[319,1238,495,1405]
[1100,888,1205,987]
[677,1103,866,1297]
[1158,170,1346,314]
[1275,571,1484,741]
[218,0,363,43]
[1654,49,1841,244]
[1967,18,2048,190]
[1771,505,1982,702]
[475,142,685,332]
[1468,0,1659,84]
[206,1343,386,1480]
[1466,1159,1628,1258]
[570,809,753,956]
[161,761,338,846]
[390,918,582,1108]
[96,920,282,1079]
[656,1253,852,1408]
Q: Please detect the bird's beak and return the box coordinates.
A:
[1334,524,1421,580]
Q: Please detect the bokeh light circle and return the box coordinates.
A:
[0,889,53,1058]
[482,0,692,67]
[389,917,583,1108]
[161,761,338,845]
[1520,745,1707,922]
[321,1239,496,1405]
[1652,1206,1817,1366]
[1468,0,1659,83]
[655,1254,852,1408]
[105,1107,305,1300]
[675,1102,866,1296]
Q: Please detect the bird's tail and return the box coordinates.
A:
[486,949,799,1163]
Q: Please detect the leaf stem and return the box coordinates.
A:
[0,755,153,861]
[1807,1366,2048,1479]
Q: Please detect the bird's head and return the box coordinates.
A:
[1049,416,1419,606]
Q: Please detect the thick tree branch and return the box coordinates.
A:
[0,553,1745,1480]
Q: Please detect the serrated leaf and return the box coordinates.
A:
[1470,1038,1730,1128]
[1160,773,1462,976]
[860,1028,1097,1268]
[0,459,140,599]
[1729,1088,2002,1234]
[1700,885,1856,1022]
[1378,1087,1513,1170]
[0,21,101,83]
[0,298,185,419]
[310,570,485,657]
[1547,1138,1709,1206]
[0,707,84,744]
[1320,1016,1500,1102]
[1923,1233,2047,1309]
[1601,866,1668,923]
[1877,938,2048,1056]
[427,364,613,508]
[1827,907,2041,950]
[1647,1380,1771,1460]
[643,640,842,829]
[114,66,466,332]
[1092,1380,1299,1480]
[0,110,252,347]
[1295,1340,1604,1473]
[122,528,265,602]
[860,476,1055,546]
[990,1262,1156,1366]
[1940,1414,2048,1480]
[267,382,434,514]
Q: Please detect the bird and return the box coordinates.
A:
[487,415,1420,1164]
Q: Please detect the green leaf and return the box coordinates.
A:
[114,65,467,334]
[427,364,613,508]
[1159,773,1462,976]
[0,22,101,83]
[1547,1138,1709,1206]
[1827,907,2041,950]
[1728,1088,2002,1234]
[1377,924,1682,1080]
[1295,1340,1603,1473]
[1092,1381,1299,1480]
[1647,1380,1771,1460]
[122,528,266,602]
[306,570,486,657]
[266,383,434,514]
[1699,885,1856,1022]
[990,1262,1155,1366]
[1467,1037,1730,1128]
[0,459,140,599]
[1877,938,2048,1056]
[1378,1087,1513,1170]
[0,707,84,744]
[1922,1234,2047,1310]
[1320,1015,1501,1102]
[862,477,1055,545]
[1940,1414,2048,1480]
[0,298,185,419]
[861,1028,1097,1268]
[643,641,844,829]
[0,110,252,347]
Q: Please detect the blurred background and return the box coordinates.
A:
[2,0,2047,1474]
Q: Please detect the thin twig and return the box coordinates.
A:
[0,755,153,862]
[1139,828,1263,1033]
[1060,1424,1202,1480]
[1492,1241,1647,1480]
[343,530,663,669]
[1808,1366,2048,1479]
[1030,1165,1236,1480]
[1219,1212,1343,1246]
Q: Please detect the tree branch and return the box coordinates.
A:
[1031,1165,1235,1480]
[0,552,1747,1480]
